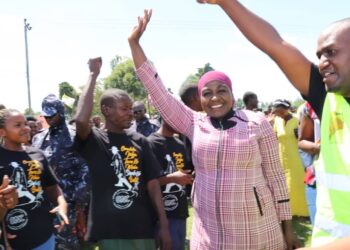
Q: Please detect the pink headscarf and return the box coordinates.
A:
[198,71,232,95]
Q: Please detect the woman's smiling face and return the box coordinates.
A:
[200,80,234,119]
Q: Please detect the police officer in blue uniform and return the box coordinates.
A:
[32,94,89,249]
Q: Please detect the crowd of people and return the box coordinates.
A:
[0,0,349,249]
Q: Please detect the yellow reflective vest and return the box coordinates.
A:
[312,93,350,246]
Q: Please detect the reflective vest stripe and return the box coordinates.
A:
[315,217,350,239]
[317,171,350,192]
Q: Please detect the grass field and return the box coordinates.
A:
[186,205,312,249]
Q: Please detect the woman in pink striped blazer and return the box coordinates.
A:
[128,10,299,250]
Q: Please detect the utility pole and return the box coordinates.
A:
[24,19,32,111]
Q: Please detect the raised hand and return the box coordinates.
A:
[88,57,102,77]
[0,175,18,209]
[128,9,152,45]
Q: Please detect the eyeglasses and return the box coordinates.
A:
[133,110,143,115]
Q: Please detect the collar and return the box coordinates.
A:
[210,109,237,130]
[136,117,149,125]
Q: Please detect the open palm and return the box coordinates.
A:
[128,9,152,44]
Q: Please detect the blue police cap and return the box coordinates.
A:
[41,94,65,117]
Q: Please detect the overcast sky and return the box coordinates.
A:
[1,0,349,112]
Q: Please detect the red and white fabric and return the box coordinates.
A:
[137,60,291,250]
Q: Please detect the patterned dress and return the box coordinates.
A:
[137,61,291,250]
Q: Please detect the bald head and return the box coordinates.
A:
[331,17,350,28]
[320,18,350,40]
[100,89,131,108]
[317,17,350,96]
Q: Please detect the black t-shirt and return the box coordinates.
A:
[0,146,58,250]
[305,64,350,119]
[75,128,162,241]
[148,133,189,219]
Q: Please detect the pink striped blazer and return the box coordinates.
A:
[137,61,291,250]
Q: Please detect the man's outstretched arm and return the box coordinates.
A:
[197,0,312,96]
[75,57,102,140]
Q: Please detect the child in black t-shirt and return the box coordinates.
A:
[148,119,193,250]
[0,109,68,250]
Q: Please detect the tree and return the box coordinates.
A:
[74,80,104,118]
[195,63,214,78]
[235,98,244,110]
[58,82,78,118]
[260,101,273,111]
[24,108,35,115]
[92,80,104,118]
[104,57,147,101]
[184,63,215,85]
[292,98,305,109]
[110,55,123,70]
[59,82,77,99]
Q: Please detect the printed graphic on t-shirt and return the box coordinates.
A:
[163,152,185,211]
[6,160,44,230]
[110,146,141,209]
[5,208,29,231]
[9,160,43,209]
[329,111,344,143]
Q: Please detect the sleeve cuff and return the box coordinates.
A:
[276,201,292,222]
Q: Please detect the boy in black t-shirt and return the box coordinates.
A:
[74,58,171,250]
[148,119,193,250]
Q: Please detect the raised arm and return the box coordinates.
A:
[75,58,102,140]
[197,0,312,96]
[128,9,151,69]
[128,10,196,137]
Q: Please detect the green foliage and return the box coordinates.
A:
[260,101,273,111]
[91,81,104,117]
[292,217,312,247]
[183,63,215,86]
[59,82,77,99]
[58,82,78,118]
[110,55,123,70]
[75,80,104,119]
[235,98,244,109]
[24,108,35,115]
[292,98,305,109]
[183,74,199,86]
[104,58,147,101]
[195,63,214,78]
